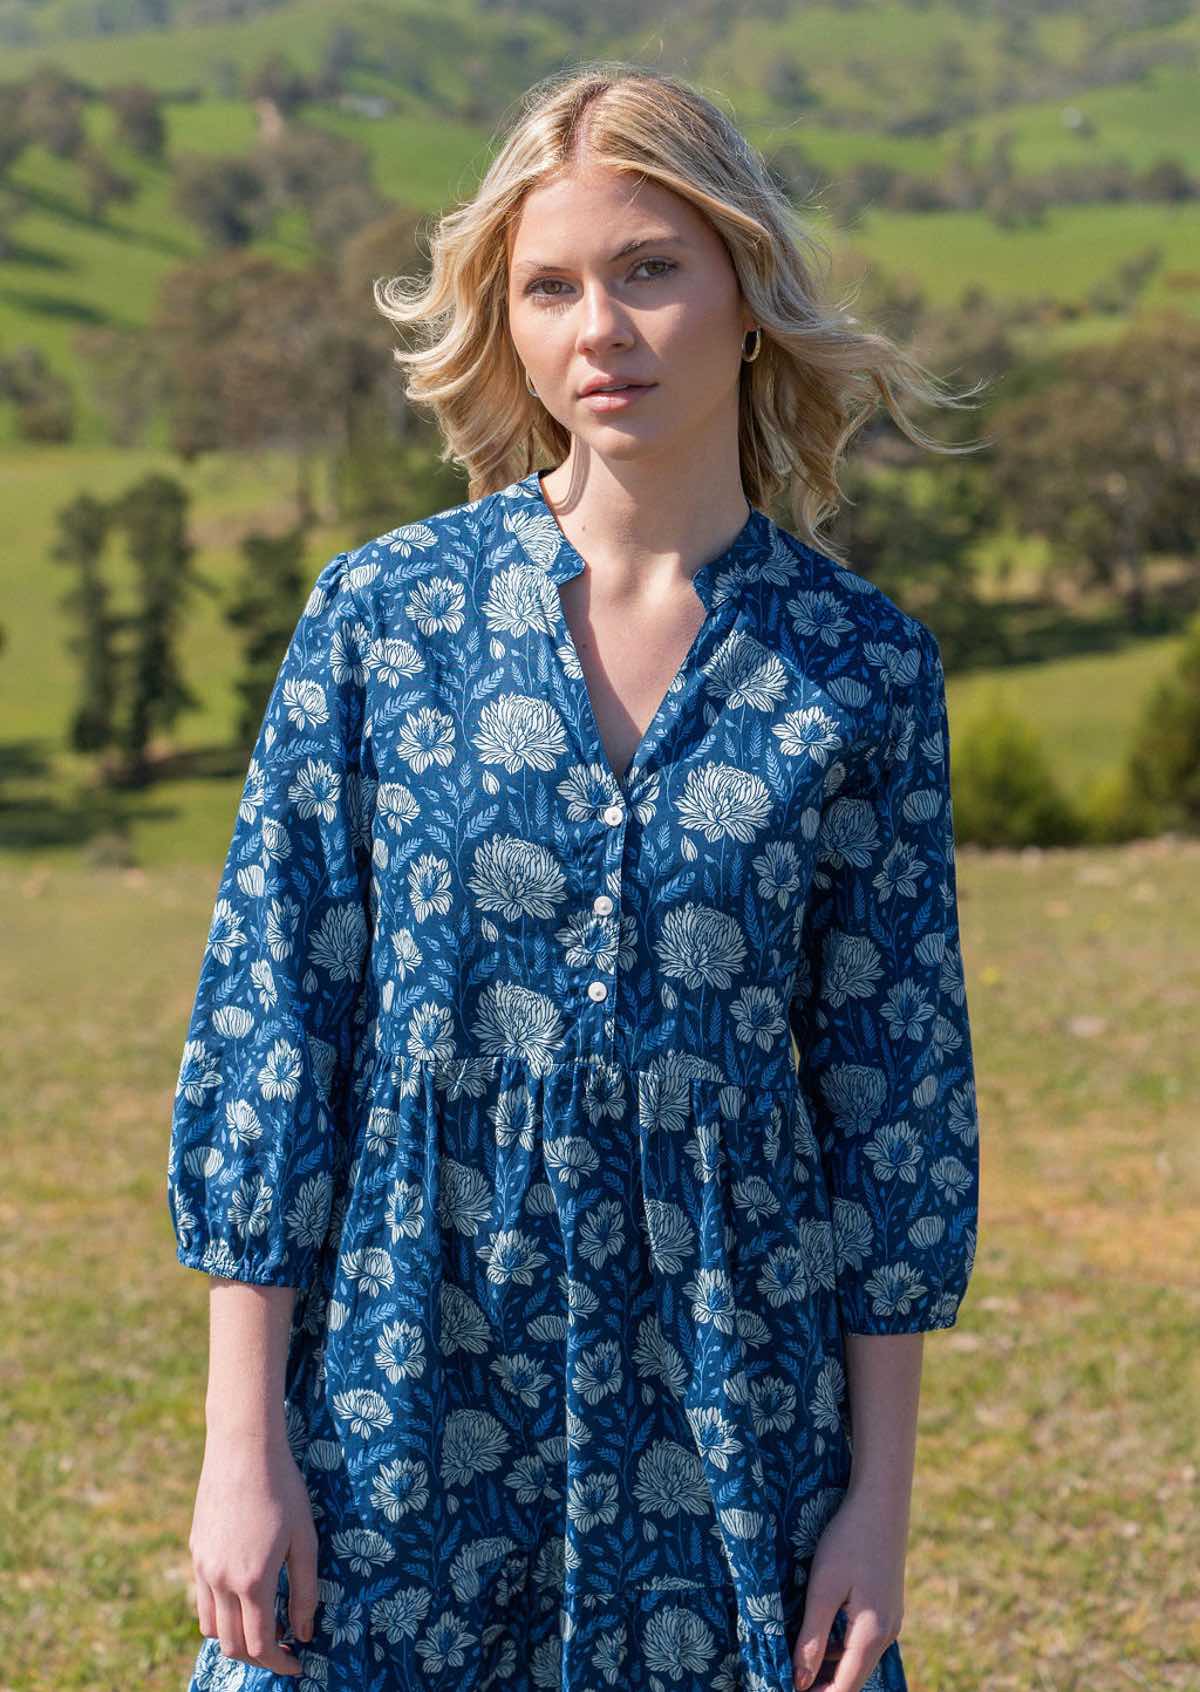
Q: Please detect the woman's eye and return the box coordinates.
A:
[528,278,569,301]
[526,258,676,304]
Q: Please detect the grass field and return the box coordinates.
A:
[2,832,1197,1691]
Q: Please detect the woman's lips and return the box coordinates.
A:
[579,383,656,410]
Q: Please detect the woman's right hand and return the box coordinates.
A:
[188,1433,319,1678]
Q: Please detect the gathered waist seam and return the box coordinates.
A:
[359,1041,804,1100]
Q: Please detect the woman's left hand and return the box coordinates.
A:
[790,1484,908,1691]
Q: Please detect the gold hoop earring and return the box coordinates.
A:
[525,369,538,397]
[742,327,763,362]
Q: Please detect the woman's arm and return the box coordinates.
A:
[844,1331,924,1504]
[204,1282,296,1442]
[188,1282,316,1679]
[792,1333,924,1691]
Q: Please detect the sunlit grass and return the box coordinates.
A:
[2,834,1197,1689]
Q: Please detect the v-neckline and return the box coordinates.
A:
[558,581,710,795]
[512,468,770,798]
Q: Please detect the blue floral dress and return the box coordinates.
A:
[168,469,980,1692]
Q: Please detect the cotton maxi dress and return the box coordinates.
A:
[167,468,981,1692]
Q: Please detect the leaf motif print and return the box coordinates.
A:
[789,622,980,1338]
[170,472,978,1692]
[167,551,375,1291]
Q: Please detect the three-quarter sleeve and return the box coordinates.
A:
[789,619,980,1336]
[166,551,377,1290]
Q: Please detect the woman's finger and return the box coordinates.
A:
[286,1532,320,1643]
[826,1611,890,1692]
[239,1580,303,1677]
[214,1586,248,1663]
[194,1569,217,1639]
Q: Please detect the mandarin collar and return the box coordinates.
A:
[499,468,775,612]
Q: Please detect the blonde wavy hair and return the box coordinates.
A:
[373,59,986,561]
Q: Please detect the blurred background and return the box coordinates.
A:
[1,2,1197,1688]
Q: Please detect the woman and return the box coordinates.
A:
[169,61,983,1692]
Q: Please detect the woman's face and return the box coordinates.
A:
[506,163,756,464]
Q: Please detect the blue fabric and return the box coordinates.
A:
[169,469,980,1692]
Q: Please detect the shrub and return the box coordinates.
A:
[1074,766,1155,845]
[951,688,1086,847]
[1116,610,1200,835]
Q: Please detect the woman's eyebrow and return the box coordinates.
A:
[512,234,690,277]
